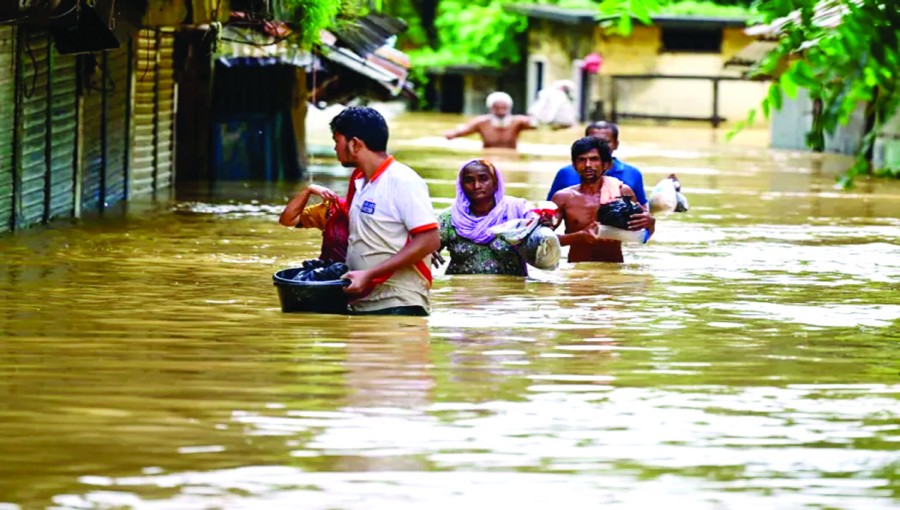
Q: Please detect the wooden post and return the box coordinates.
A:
[712,78,720,128]
[291,66,309,176]
[610,76,618,123]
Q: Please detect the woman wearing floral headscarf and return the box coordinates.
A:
[438,159,532,276]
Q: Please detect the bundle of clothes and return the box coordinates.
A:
[291,259,349,282]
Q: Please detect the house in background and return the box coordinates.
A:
[504,4,770,127]
[729,2,899,173]
[423,64,525,116]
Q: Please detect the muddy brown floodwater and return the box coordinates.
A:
[1,111,898,509]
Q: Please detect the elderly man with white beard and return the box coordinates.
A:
[444,91,537,150]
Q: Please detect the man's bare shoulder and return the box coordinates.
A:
[551,185,580,204]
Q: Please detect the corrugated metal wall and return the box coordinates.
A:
[80,42,132,213]
[17,30,50,228]
[0,27,15,233]
[0,23,185,234]
[48,46,78,220]
[155,29,176,193]
[81,54,105,212]
[105,45,130,206]
[132,29,159,198]
[131,28,177,200]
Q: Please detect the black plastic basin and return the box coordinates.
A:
[273,268,349,314]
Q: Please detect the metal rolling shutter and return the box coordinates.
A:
[16,30,50,228]
[0,27,15,233]
[47,46,77,219]
[104,45,130,206]
[131,29,158,199]
[80,54,104,212]
[154,29,176,194]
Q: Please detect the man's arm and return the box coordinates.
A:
[621,184,656,234]
[620,184,638,202]
[550,190,568,231]
[279,184,340,227]
[557,227,596,247]
[343,228,441,294]
[444,117,484,140]
[517,115,538,132]
[552,190,603,245]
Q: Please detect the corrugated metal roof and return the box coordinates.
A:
[216,12,416,103]
[745,0,854,39]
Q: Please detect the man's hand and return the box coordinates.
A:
[560,222,606,246]
[431,250,446,269]
[308,184,340,202]
[628,211,655,234]
[342,269,373,295]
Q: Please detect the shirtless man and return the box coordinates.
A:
[552,137,655,263]
[443,91,536,149]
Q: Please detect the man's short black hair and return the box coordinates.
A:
[329,106,389,152]
[584,120,619,141]
[571,136,613,163]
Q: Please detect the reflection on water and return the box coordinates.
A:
[1,113,899,509]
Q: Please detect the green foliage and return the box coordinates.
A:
[733,0,900,186]
[659,0,755,16]
[597,0,753,35]
[282,0,352,48]
[406,0,528,68]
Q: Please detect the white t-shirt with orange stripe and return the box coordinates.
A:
[346,157,438,313]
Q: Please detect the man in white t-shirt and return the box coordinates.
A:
[332,107,440,316]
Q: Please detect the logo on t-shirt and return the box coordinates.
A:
[361,200,376,214]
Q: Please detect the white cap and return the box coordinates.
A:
[486,91,513,108]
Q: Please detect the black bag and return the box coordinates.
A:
[596,197,644,230]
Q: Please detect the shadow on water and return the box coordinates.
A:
[0,113,899,509]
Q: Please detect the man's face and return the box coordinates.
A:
[490,102,510,118]
[333,133,358,168]
[573,148,611,184]
[587,128,619,152]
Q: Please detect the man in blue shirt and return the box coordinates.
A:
[547,121,647,205]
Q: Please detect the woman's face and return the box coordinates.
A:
[461,164,497,203]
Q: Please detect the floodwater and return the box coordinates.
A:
[1,112,899,509]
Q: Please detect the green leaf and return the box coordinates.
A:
[617,13,632,35]
[781,71,798,99]
[725,120,745,141]
[768,84,783,111]
[791,60,817,88]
